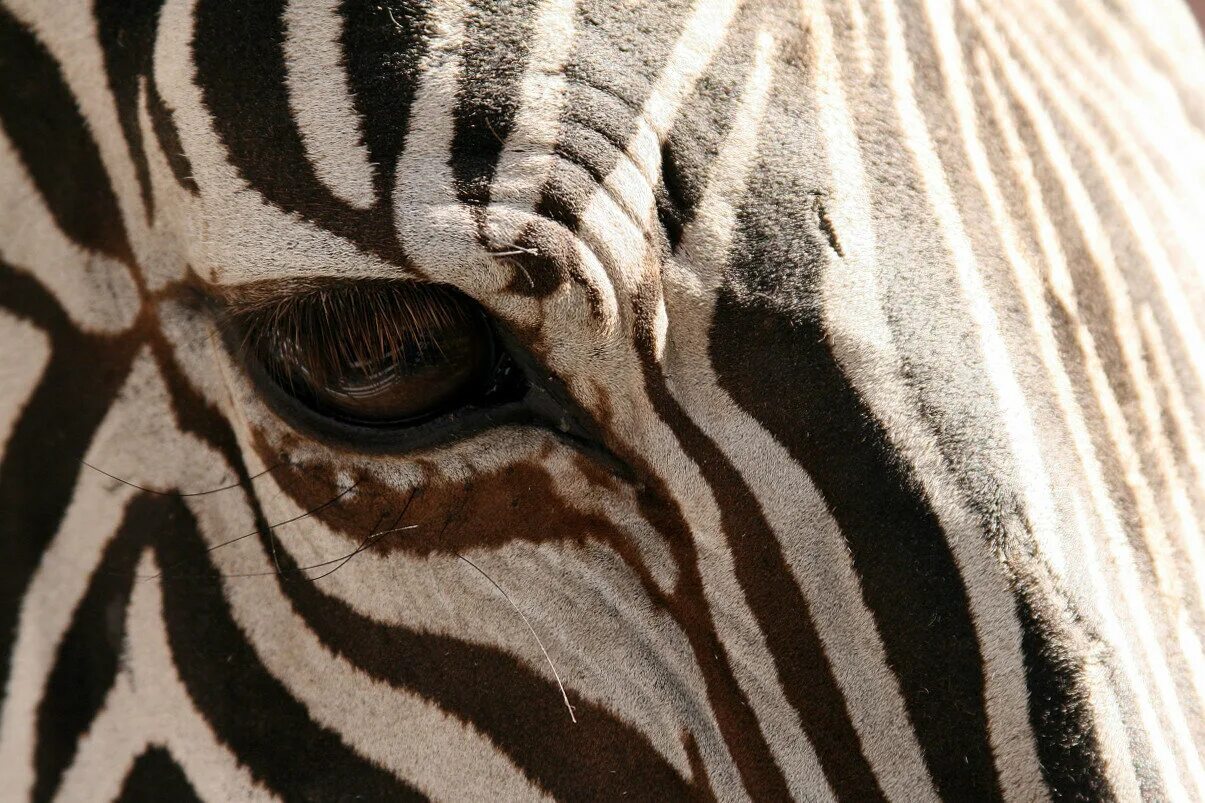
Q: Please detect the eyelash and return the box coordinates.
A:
[220,280,530,450]
[198,278,627,476]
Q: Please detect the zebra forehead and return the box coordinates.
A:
[171,1,772,292]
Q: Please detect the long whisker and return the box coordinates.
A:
[145,480,362,579]
[209,524,419,579]
[306,490,418,581]
[81,459,285,497]
[455,552,577,724]
[171,485,420,581]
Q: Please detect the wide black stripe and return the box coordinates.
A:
[267,526,699,800]
[0,6,132,262]
[710,221,1002,798]
[450,0,540,207]
[116,746,201,803]
[95,0,168,221]
[0,261,138,724]
[623,458,796,800]
[154,493,425,800]
[128,326,428,800]
[635,317,886,801]
[33,495,172,803]
[191,0,400,260]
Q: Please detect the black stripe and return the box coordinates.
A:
[710,216,1002,799]
[267,528,699,800]
[450,0,540,207]
[154,493,426,800]
[152,314,699,798]
[339,0,431,204]
[95,0,168,221]
[659,21,757,253]
[533,0,697,231]
[191,0,402,261]
[145,80,199,196]
[0,261,139,726]
[33,495,171,803]
[133,327,428,800]
[976,50,1165,587]
[1015,579,1114,800]
[635,311,885,801]
[0,6,132,262]
[116,746,201,803]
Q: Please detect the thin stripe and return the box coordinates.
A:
[971,18,1205,792]
[670,31,885,798]
[878,0,1049,794]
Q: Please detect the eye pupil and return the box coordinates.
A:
[239,281,498,427]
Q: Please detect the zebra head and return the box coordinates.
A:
[3,0,1205,799]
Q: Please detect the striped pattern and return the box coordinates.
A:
[1,0,1204,798]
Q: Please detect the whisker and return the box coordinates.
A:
[306,490,418,580]
[455,552,577,724]
[146,480,361,578]
[81,459,285,497]
[487,245,540,258]
[209,524,419,579]
[167,485,419,581]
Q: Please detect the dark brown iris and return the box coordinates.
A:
[232,280,495,427]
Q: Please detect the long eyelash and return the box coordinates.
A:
[222,279,475,388]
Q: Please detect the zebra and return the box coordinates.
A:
[2,0,1205,798]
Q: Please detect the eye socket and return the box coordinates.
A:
[233,280,500,428]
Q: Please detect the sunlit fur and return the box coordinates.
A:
[2,0,1205,800]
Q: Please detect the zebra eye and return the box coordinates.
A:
[233,281,500,428]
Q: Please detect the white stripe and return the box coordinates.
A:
[0,130,140,333]
[969,8,1183,603]
[664,32,838,797]
[577,0,742,308]
[3,0,152,261]
[1070,492,1193,800]
[486,0,577,231]
[1140,306,1205,505]
[393,0,482,280]
[674,32,773,287]
[283,0,377,209]
[158,0,406,285]
[877,0,1054,793]
[922,0,1067,578]
[1027,1,1205,247]
[798,1,1047,799]
[1065,0,1205,179]
[192,458,554,799]
[0,312,49,454]
[961,27,1204,793]
[54,552,277,802]
[0,352,226,798]
[970,33,1205,795]
[981,2,1205,418]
